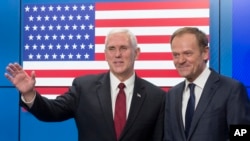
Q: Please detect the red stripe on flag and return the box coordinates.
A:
[36,87,69,94]
[96,35,209,47]
[95,52,173,61]
[96,1,209,10]
[96,35,171,44]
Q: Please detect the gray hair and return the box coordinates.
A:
[104,28,138,48]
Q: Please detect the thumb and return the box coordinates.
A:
[31,70,36,83]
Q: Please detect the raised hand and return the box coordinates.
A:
[5,63,36,96]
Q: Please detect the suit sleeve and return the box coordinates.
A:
[226,82,250,125]
[20,78,80,122]
[152,90,166,141]
[164,91,173,141]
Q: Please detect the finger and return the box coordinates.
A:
[6,65,15,76]
[4,72,13,82]
[31,71,36,81]
[14,63,23,71]
[7,63,23,77]
[8,63,18,73]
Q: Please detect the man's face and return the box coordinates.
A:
[171,33,209,82]
[105,32,140,80]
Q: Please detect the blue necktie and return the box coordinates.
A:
[185,83,195,138]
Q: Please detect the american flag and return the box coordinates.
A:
[22,1,209,98]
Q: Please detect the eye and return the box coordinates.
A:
[107,46,115,51]
[172,53,179,58]
[120,46,127,51]
[184,51,193,57]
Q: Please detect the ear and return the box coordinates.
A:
[203,46,210,61]
[135,47,141,60]
[104,49,108,61]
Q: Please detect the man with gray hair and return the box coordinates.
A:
[5,28,165,141]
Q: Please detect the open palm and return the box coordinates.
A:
[5,63,36,95]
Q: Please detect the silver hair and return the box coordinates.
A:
[104,28,138,48]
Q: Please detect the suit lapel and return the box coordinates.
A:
[188,71,220,139]
[175,82,187,140]
[96,73,117,139]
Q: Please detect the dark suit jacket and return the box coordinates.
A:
[164,69,250,141]
[21,72,166,141]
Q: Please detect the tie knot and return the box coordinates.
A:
[188,83,195,91]
[118,83,126,89]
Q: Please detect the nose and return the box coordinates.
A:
[177,54,186,64]
[114,49,122,57]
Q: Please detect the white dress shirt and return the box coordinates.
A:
[182,66,211,127]
[110,72,135,119]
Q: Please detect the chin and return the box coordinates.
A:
[113,69,125,74]
[179,72,190,78]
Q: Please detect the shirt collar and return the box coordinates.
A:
[110,72,135,91]
[185,66,211,90]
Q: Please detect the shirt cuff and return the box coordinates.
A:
[21,92,36,106]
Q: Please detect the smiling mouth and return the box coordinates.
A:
[178,65,188,68]
[114,60,123,63]
[114,61,124,65]
[177,66,190,71]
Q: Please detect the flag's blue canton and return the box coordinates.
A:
[23,3,95,61]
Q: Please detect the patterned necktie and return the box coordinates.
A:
[114,83,126,140]
[185,83,196,138]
